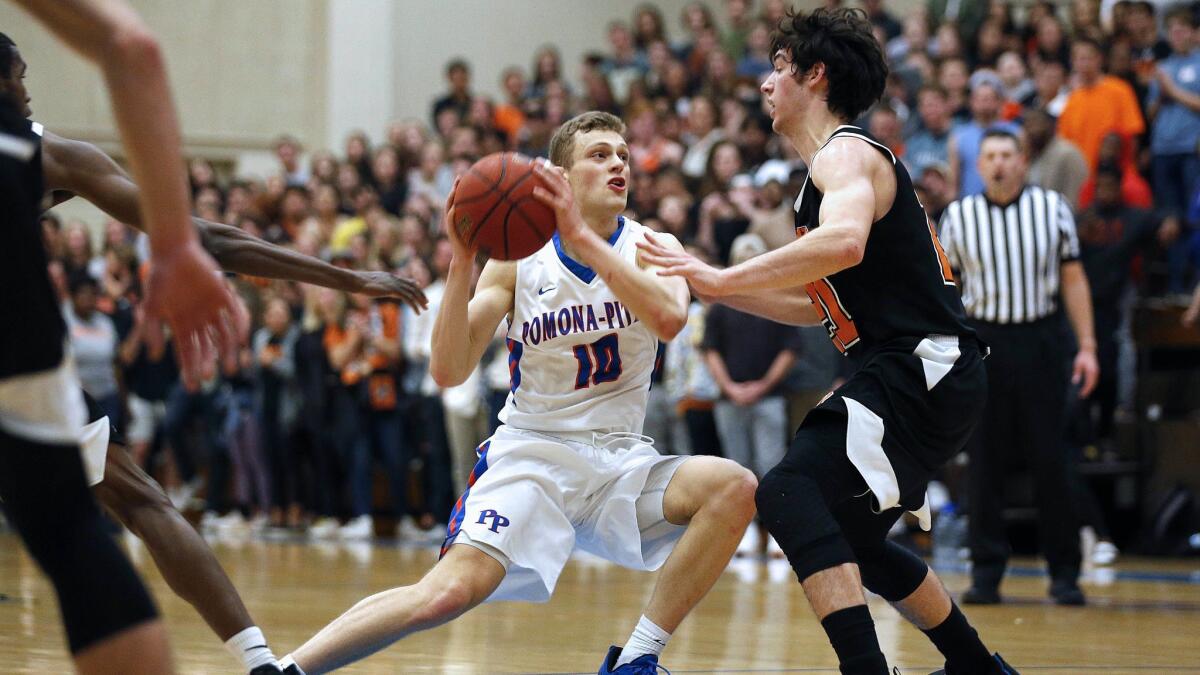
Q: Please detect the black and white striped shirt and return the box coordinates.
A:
[938,185,1080,324]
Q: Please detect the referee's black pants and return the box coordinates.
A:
[966,316,1081,590]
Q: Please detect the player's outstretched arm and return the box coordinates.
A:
[430,194,515,388]
[635,235,821,325]
[12,0,243,389]
[40,132,427,311]
[15,0,193,250]
[532,163,689,341]
[640,139,877,299]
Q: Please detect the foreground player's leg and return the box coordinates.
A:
[0,434,173,675]
[93,443,280,673]
[285,544,505,674]
[891,571,1015,674]
[607,457,756,670]
[840,501,1009,675]
[756,423,891,675]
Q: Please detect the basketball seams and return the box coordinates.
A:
[452,152,555,260]
[509,195,555,242]
[467,164,537,248]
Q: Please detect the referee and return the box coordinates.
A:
[938,129,1099,606]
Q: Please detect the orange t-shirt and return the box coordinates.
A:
[1057,76,1145,170]
[1077,168,1154,210]
[321,302,402,386]
[494,104,526,143]
[322,321,362,386]
[364,302,401,372]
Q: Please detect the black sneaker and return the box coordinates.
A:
[929,652,1020,674]
[961,585,1001,604]
[1049,580,1086,606]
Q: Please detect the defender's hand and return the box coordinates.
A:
[637,232,727,298]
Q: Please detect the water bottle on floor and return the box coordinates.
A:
[933,502,966,569]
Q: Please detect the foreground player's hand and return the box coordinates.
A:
[143,239,247,391]
[1072,347,1100,398]
[532,161,589,246]
[443,178,473,261]
[355,271,428,313]
[637,231,727,297]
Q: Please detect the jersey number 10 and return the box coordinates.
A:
[573,333,622,389]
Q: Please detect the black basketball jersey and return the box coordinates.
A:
[793,126,973,364]
[0,107,65,378]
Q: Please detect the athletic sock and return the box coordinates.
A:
[820,605,889,675]
[615,615,672,667]
[279,655,305,674]
[224,626,280,672]
[922,603,997,674]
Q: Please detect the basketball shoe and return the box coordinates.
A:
[597,645,670,674]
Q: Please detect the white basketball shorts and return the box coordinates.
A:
[441,424,689,603]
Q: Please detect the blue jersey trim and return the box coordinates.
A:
[552,216,625,284]
[441,441,491,557]
[506,338,523,392]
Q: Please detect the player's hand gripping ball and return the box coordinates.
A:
[450,152,558,260]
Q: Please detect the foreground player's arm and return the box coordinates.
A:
[1060,261,1099,397]
[707,286,821,326]
[430,258,516,388]
[40,133,426,310]
[713,140,876,293]
[430,188,516,388]
[13,0,243,389]
[641,140,876,299]
[533,165,688,341]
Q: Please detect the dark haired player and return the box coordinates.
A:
[0,27,426,674]
[0,1,250,673]
[641,8,1016,675]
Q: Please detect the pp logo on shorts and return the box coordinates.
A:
[476,509,511,533]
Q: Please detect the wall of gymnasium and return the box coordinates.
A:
[0,0,924,226]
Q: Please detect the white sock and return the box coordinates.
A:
[615,615,672,667]
[279,655,305,674]
[224,626,279,672]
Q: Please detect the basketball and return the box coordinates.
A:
[449,152,557,260]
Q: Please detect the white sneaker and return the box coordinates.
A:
[340,514,374,540]
[736,525,762,557]
[308,517,340,539]
[248,513,270,533]
[1092,540,1119,566]
[766,534,786,559]
[216,511,248,534]
[395,516,423,541]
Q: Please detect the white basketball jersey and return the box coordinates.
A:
[500,217,661,435]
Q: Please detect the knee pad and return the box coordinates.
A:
[756,465,856,582]
[0,435,158,653]
[856,540,929,602]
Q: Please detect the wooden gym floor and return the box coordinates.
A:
[1,531,1198,674]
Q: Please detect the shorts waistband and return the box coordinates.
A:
[499,425,654,450]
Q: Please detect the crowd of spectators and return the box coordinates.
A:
[42,0,1200,545]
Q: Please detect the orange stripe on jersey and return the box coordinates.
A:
[926,217,955,285]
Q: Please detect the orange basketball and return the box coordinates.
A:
[449,152,557,260]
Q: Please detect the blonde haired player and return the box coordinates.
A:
[280,111,756,675]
